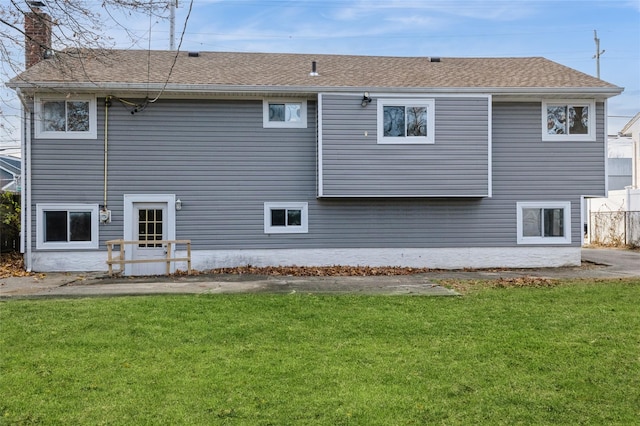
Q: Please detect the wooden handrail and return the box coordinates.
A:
[106,239,192,276]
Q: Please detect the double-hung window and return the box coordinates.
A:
[263,99,307,128]
[264,202,308,234]
[542,100,595,141]
[36,204,99,249]
[377,98,435,144]
[35,95,97,139]
[516,202,571,244]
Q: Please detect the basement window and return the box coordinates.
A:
[36,204,99,249]
[264,202,308,234]
[516,201,571,244]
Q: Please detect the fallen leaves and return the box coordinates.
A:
[439,276,558,294]
[200,265,434,277]
[0,252,32,278]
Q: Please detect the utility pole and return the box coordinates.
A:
[593,30,605,79]
[169,0,177,50]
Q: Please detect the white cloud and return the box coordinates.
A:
[330,0,538,22]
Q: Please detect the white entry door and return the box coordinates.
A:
[132,203,167,275]
[124,194,176,276]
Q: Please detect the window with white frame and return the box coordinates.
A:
[263,99,307,128]
[542,101,595,141]
[36,204,99,249]
[516,201,571,244]
[264,202,308,234]
[34,95,97,139]
[377,98,435,144]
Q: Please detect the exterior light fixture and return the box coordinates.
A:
[361,92,372,107]
[175,198,182,210]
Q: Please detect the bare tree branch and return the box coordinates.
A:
[0,0,169,149]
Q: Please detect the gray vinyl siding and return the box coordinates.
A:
[320,94,490,197]
[492,101,606,245]
[29,98,606,253]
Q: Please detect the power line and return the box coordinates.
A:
[148,0,193,103]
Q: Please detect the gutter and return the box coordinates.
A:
[16,88,32,271]
[7,82,625,99]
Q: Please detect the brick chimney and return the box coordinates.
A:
[24,2,52,68]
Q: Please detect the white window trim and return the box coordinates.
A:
[34,95,98,139]
[542,100,595,141]
[516,201,571,245]
[36,203,99,250]
[377,98,435,144]
[263,99,308,128]
[264,202,309,234]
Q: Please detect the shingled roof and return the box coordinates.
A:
[8,50,623,97]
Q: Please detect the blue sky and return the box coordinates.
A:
[1,0,639,153]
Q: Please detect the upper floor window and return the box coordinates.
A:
[263,99,307,128]
[542,101,595,141]
[377,98,435,144]
[34,95,97,139]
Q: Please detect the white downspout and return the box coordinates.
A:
[16,88,32,271]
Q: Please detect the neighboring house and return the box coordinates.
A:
[607,135,633,191]
[6,8,624,274]
[0,155,21,193]
[587,114,640,246]
[621,112,640,189]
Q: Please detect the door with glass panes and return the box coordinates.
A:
[131,202,168,275]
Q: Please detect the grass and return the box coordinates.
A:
[1,279,639,425]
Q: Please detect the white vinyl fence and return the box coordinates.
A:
[587,188,640,247]
[589,211,640,247]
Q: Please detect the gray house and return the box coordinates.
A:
[7,10,623,274]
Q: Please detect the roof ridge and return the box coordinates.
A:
[8,50,623,94]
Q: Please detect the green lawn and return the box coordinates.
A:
[1,279,639,425]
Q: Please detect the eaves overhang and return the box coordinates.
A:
[7,81,624,99]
